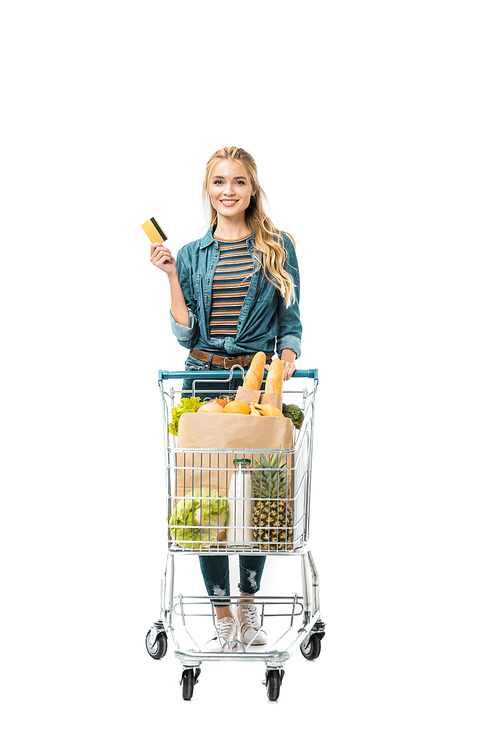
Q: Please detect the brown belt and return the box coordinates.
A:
[190,350,273,370]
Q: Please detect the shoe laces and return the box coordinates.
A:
[216,616,236,640]
[238,603,260,630]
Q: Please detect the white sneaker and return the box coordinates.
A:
[206,616,240,651]
[235,602,267,645]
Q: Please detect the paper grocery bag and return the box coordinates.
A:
[259,393,283,410]
[235,385,262,406]
[175,412,294,501]
[234,385,283,411]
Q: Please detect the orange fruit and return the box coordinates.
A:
[207,398,227,408]
[223,400,251,415]
[198,401,225,413]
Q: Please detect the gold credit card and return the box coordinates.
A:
[141,217,168,243]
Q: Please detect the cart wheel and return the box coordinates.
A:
[265,669,284,701]
[145,628,168,660]
[181,668,200,701]
[300,633,321,661]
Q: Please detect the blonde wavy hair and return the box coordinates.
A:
[202,146,296,307]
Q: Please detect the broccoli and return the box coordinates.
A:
[282,403,304,429]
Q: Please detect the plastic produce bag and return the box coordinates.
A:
[169,488,227,550]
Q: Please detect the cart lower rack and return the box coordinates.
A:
[145,367,325,701]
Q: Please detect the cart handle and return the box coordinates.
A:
[158,368,318,382]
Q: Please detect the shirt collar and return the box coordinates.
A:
[199,227,216,249]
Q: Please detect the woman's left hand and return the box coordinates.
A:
[282,359,296,381]
[265,350,296,381]
[280,349,296,381]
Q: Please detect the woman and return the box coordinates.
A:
[151,146,302,650]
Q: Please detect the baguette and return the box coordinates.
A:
[264,358,283,394]
[243,351,266,390]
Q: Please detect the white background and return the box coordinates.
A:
[2,1,499,746]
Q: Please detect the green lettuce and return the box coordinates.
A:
[168,397,202,436]
[169,488,227,549]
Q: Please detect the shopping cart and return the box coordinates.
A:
[145,366,325,701]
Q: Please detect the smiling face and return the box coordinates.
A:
[207,159,255,223]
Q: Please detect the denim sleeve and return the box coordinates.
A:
[169,244,199,349]
[170,309,198,348]
[276,233,302,358]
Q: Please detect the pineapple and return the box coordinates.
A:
[252,451,293,551]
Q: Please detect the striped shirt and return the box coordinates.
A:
[209,234,253,339]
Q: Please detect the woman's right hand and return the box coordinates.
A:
[150,243,178,277]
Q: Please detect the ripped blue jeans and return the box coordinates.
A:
[199,555,266,607]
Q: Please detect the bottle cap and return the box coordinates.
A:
[233,458,251,464]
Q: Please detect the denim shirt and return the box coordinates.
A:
[170,227,302,358]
